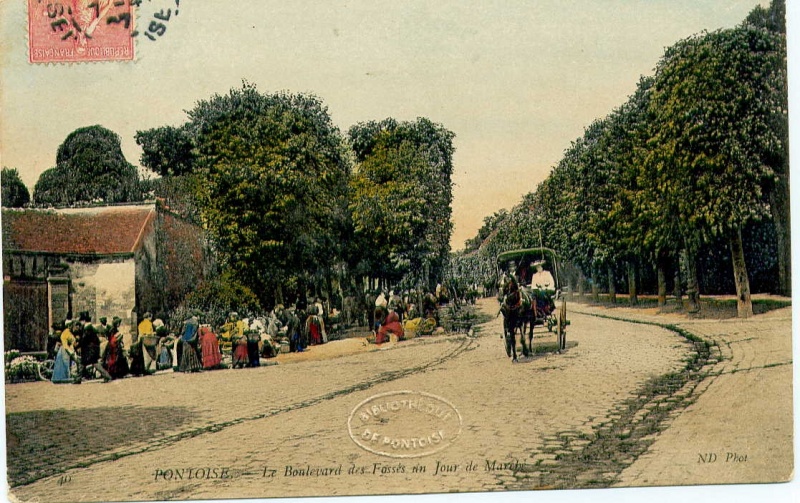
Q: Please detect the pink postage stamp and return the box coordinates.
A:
[27,0,135,63]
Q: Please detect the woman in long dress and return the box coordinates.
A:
[374,306,405,344]
[178,316,202,372]
[128,338,146,376]
[199,324,222,370]
[305,306,326,346]
[103,317,129,379]
[226,313,249,369]
[157,335,175,370]
[79,322,112,382]
[51,322,79,384]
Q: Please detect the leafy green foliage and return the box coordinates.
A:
[348,118,455,289]
[744,0,785,33]
[135,125,196,177]
[1,168,30,208]
[32,125,141,206]
[463,209,508,252]
[648,27,785,242]
[187,83,351,306]
[181,270,262,326]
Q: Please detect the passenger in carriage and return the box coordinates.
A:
[530,260,555,291]
[516,262,530,286]
[500,260,519,295]
[529,260,556,316]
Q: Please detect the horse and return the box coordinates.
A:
[499,276,535,361]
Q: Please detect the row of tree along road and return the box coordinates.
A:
[451,1,789,318]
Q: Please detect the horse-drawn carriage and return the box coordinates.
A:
[497,247,567,360]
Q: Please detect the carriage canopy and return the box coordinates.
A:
[496,247,562,290]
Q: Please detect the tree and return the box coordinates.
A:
[743,0,790,296]
[1,168,30,208]
[135,125,196,177]
[348,118,455,290]
[33,125,141,206]
[181,270,262,327]
[745,0,785,34]
[648,26,786,317]
[464,209,508,252]
[186,83,351,307]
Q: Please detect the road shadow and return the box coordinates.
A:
[6,405,194,487]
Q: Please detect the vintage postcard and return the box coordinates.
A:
[1,1,796,503]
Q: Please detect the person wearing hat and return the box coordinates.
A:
[530,260,555,291]
[178,314,202,372]
[529,260,556,319]
[498,260,519,301]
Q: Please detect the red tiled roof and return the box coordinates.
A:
[2,205,156,255]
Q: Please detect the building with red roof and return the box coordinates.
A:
[2,203,212,351]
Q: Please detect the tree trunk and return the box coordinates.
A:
[276,283,284,306]
[627,261,638,306]
[657,257,667,311]
[730,228,754,318]
[591,264,599,302]
[577,272,585,297]
[673,263,684,311]
[681,249,701,313]
[770,182,791,296]
[607,264,616,304]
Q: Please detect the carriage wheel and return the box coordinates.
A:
[557,298,567,351]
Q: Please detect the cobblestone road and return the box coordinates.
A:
[6,297,790,502]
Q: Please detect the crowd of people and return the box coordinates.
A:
[46,286,458,384]
[46,303,329,384]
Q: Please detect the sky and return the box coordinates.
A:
[0,0,776,250]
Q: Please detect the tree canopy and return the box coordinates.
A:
[182,83,351,307]
[33,125,141,206]
[1,168,30,208]
[135,125,196,177]
[348,118,455,289]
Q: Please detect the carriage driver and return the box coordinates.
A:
[498,260,519,299]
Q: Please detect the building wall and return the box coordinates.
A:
[2,253,136,350]
[148,208,213,321]
[75,259,137,342]
[3,280,48,352]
